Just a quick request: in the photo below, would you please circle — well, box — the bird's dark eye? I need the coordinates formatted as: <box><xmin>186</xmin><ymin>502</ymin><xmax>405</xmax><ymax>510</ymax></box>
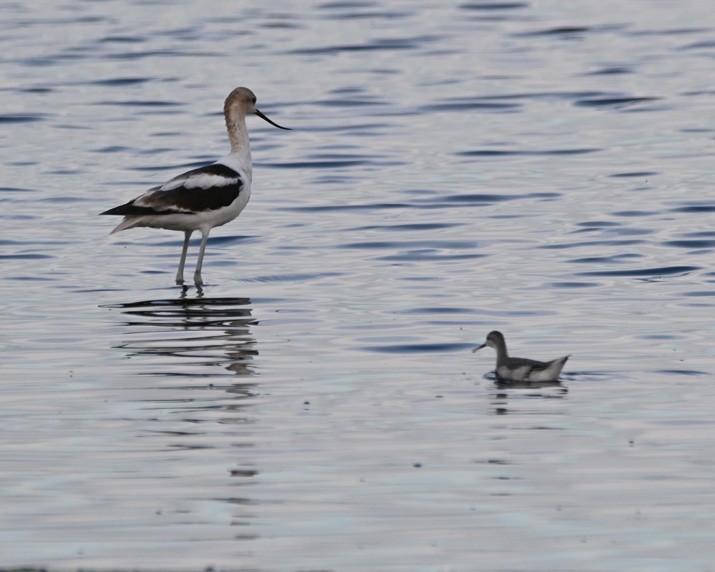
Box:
<box><xmin>251</xmin><ymin>97</ymin><xmax>257</xmax><ymax>104</ymax></box>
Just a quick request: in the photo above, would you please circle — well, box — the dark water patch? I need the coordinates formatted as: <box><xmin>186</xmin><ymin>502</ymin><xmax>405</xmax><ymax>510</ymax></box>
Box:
<box><xmin>630</xmin><ymin>27</ymin><xmax>710</xmax><ymax>37</ymax></box>
<box><xmin>0</xmin><ymin>239</ymin><xmax>55</xmax><ymax>246</ymax></box>
<box><xmin>682</xmin><ymin>90</ymin><xmax>715</xmax><ymax>99</ymax></box>
<box><xmin>577</xmin><ymin>265</ymin><xmax>700</xmax><ymax>278</ymax></box>
<box><xmin>572</xmin><ymin>224</ymin><xmax>656</xmax><ymax>237</ymax></box>
<box><xmin>201</xmin><ymin>235</ymin><xmax>256</xmax><ymax>246</ymax></box>
<box><xmin>327</xmin><ymin>86</ymin><xmax>369</xmax><ymax>96</ymax></box>
<box><xmin>92</xmin><ymin>77</ymin><xmax>152</xmax><ymax>86</ymax></box>
<box><xmin>679</xmin><ymin>126</ymin><xmax>714</xmax><ymax>133</ymax></box>
<box><xmin>260</xmin><ymin>20</ymin><xmax>305</xmax><ymax>30</ymax></box>
<box><xmin>460</xmin><ymin>2</ymin><xmax>528</xmax><ymax>10</ymax></box>
<box><xmin>99</xmin><ymin>35</ymin><xmax>145</xmax><ymax>44</ymax></box>
<box><xmin>318</xmin><ymin>1</ymin><xmax>379</xmax><ymax>7</ymax></box>
<box><xmin>488</xmin><ymin>214</ymin><xmax>528</xmax><ymax>220</ymax></box>
<box><xmin>420</xmin><ymin>99</ymin><xmax>521</xmax><ymax>112</ymax></box>
<box><xmin>468</xmin><ymin>90</ymin><xmax>604</xmax><ymax>102</ymax></box>
<box><xmin>98</xmin><ymin>99</ymin><xmax>182</xmax><ymax>107</ymax></box>
<box><xmin>377</xmin><ymin>251</ymin><xmax>486</xmax><ymax>262</ymax></box>
<box><xmin>683</xmin><ymin>290</ymin><xmax>715</xmax><ymax>297</ymax></box>
<box><xmin>104</xmin><ymin>49</ymin><xmax>221</xmax><ymax>60</ymax></box>
<box><xmin>359</xmin><ymin>342</ymin><xmax>472</xmax><ymax>354</ymax></box>
<box><xmin>574</xmin><ymin>96</ymin><xmax>660</xmax><ymax>109</ymax></box>
<box><xmin>680</xmin><ymin>40</ymin><xmax>715</xmax><ymax>50</ymax></box>
<box><xmin>279</xmin><ymin>202</ymin><xmax>410</xmax><ymax>213</ymax></box>
<box><xmin>548</xmin><ymin>281</ymin><xmax>601</xmax><ymax>288</ymax></box>
<box><xmin>396</xmin><ymin>306</ymin><xmax>474</xmax><ymax>315</ymax></box>
<box><xmin>610</xmin><ymin>210</ymin><xmax>657</xmax><ymax>217</ymax></box>
<box><xmin>671</xmin><ymin>203</ymin><xmax>715</xmax><ymax>214</ymax></box>
<box><xmin>261</xmin><ymin>159</ymin><xmax>374</xmax><ymax>169</ymax></box>
<box><xmin>0</xmin><ymin>113</ymin><xmax>49</xmax><ymax>124</ymax></box>
<box><xmin>457</xmin><ymin>148</ymin><xmax>599</xmax><ymax>157</ymax></box>
<box><xmin>637</xmin><ymin>333</ymin><xmax>680</xmax><ymax>340</ymax></box>
<box><xmin>278</xmin><ymin>193</ymin><xmax>561</xmax><ymax>213</ymax></box>
<box><xmin>6</xmin><ymin>275</ymin><xmax>57</xmax><ymax>282</ymax></box>
<box><xmin>290</xmin><ymin>35</ymin><xmax>439</xmax><ymax>55</ymax></box>
<box><xmin>246</xmin><ymin>272</ymin><xmax>343</xmax><ymax>283</ymax></box>
<box><xmin>679</xmin><ymin>231</ymin><xmax>715</xmax><ymax>238</ymax></box>
<box><xmin>338</xmin><ymin>239</ymin><xmax>477</xmax><ymax>250</ymax></box>
<box><xmin>317</xmin><ymin>6</ymin><xmax>411</xmax><ymax>20</ymax></box>
<box><xmin>38</xmin><ymin>194</ymin><xmax>88</xmax><ymax>203</ymax></box>
<box><xmin>348</xmin><ymin>222</ymin><xmax>462</xmax><ymax>232</ymax></box>
<box><xmin>0</xmin><ymin>186</ymin><xmax>36</xmax><ymax>193</ymax></box>
<box><xmin>656</xmin><ymin>369</ymin><xmax>710</xmax><ymax>376</ymax></box>
<box><xmin>314</xmin><ymin>97</ymin><xmax>388</xmax><ymax>108</ymax></box>
<box><xmin>425</xmin><ymin>192</ymin><xmax>511</xmax><ymax>204</ymax></box>
<box><xmin>95</xmin><ymin>145</ymin><xmax>133</xmax><ymax>153</ymax></box>
<box><xmin>17</xmin><ymin>86</ymin><xmax>54</xmax><ymax>94</ymax></box>
<box><xmin>586</xmin><ymin>66</ymin><xmax>633</xmax><ymax>76</ymax></box>
<box><xmin>664</xmin><ymin>239</ymin><xmax>715</xmax><ymax>249</ymax></box>
<box><xmin>517</xmin><ymin>26</ymin><xmax>593</xmax><ymax>37</ymax></box>
<box><xmin>574</xmin><ymin>220</ymin><xmax>620</xmax><ymax>228</ymax></box>
<box><xmin>309</xmin><ymin>152</ymin><xmax>382</xmax><ymax>161</ymax></box>
<box><xmin>23</xmin><ymin>55</ymin><xmax>80</xmax><ymax>67</ymax></box>
<box><xmin>568</xmin><ymin>253</ymin><xmax>642</xmax><ymax>264</ymax></box>
<box><xmin>424</xmin><ymin>192</ymin><xmax>560</xmax><ymax>206</ymax></box>
<box><xmin>609</xmin><ymin>172</ymin><xmax>658</xmax><ymax>178</ymax></box>
<box><xmin>295</xmin><ymin>123</ymin><xmax>385</xmax><ymax>134</ymax></box>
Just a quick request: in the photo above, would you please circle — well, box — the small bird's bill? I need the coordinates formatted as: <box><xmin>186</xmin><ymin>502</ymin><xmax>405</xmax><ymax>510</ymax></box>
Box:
<box><xmin>472</xmin><ymin>343</ymin><xmax>487</xmax><ymax>353</ymax></box>
<box><xmin>255</xmin><ymin>109</ymin><xmax>291</xmax><ymax>130</ymax></box>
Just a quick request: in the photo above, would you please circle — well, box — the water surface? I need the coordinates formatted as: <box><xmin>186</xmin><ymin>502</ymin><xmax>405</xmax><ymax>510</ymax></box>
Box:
<box><xmin>2</xmin><ymin>0</ymin><xmax>715</xmax><ymax>570</ymax></box>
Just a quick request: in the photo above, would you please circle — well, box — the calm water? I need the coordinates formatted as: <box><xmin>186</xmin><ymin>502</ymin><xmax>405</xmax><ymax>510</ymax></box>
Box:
<box><xmin>2</xmin><ymin>0</ymin><xmax>715</xmax><ymax>570</ymax></box>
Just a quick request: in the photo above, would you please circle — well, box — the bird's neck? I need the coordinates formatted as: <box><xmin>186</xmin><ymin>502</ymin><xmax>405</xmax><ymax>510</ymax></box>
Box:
<box><xmin>495</xmin><ymin>343</ymin><xmax>509</xmax><ymax>364</ymax></box>
<box><xmin>226</xmin><ymin>116</ymin><xmax>252</xmax><ymax>164</ymax></box>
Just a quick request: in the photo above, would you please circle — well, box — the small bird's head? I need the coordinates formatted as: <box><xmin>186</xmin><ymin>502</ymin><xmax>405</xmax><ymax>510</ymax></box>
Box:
<box><xmin>472</xmin><ymin>330</ymin><xmax>505</xmax><ymax>353</ymax></box>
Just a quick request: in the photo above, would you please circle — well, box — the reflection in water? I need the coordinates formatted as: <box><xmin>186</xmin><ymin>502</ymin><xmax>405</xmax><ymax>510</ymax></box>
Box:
<box><xmin>488</xmin><ymin>375</ymin><xmax>568</xmax><ymax>415</ymax></box>
<box><xmin>104</xmin><ymin>295</ymin><xmax>260</xmax><ymax>533</ymax></box>
<box><xmin>106</xmin><ymin>295</ymin><xmax>258</xmax><ymax>379</ymax></box>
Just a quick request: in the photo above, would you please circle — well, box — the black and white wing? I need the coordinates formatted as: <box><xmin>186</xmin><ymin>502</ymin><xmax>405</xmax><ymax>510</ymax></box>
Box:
<box><xmin>101</xmin><ymin>163</ymin><xmax>243</xmax><ymax>217</ymax></box>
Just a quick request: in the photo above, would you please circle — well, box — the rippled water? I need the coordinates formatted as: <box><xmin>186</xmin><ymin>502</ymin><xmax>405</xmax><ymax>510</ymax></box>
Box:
<box><xmin>2</xmin><ymin>0</ymin><xmax>715</xmax><ymax>570</ymax></box>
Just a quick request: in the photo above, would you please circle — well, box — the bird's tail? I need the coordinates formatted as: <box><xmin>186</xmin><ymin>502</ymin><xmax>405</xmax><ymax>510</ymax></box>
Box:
<box><xmin>109</xmin><ymin>217</ymin><xmax>141</xmax><ymax>234</ymax></box>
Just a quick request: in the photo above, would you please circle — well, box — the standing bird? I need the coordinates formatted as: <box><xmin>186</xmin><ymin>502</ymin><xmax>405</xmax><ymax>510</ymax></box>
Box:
<box><xmin>473</xmin><ymin>330</ymin><xmax>570</xmax><ymax>383</ymax></box>
<box><xmin>101</xmin><ymin>87</ymin><xmax>290</xmax><ymax>286</ymax></box>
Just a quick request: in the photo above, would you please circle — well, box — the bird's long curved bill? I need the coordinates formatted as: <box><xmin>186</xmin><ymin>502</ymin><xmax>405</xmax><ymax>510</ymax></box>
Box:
<box><xmin>472</xmin><ymin>343</ymin><xmax>487</xmax><ymax>353</ymax></box>
<box><xmin>255</xmin><ymin>109</ymin><xmax>291</xmax><ymax>130</ymax></box>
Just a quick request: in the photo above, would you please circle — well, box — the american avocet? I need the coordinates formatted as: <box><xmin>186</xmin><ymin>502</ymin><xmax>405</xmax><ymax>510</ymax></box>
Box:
<box><xmin>473</xmin><ymin>331</ymin><xmax>570</xmax><ymax>382</ymax></box>
<box><xmin>101</xmin><ymin>87</ymin><xmax>290</xmax><ymax>285</ymax></box>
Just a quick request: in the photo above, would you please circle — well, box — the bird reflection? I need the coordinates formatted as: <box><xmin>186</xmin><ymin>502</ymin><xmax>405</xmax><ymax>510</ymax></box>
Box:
<box><xmin>108</xmin><ymin>295</ymin><xmax>258</xmax><ymax>380</ymax></box>
<box><xmin>486</xmin><ymin>373</ymin><xmax>567</xmax><ymax>415</ymax></box>
<box><xmin>105</xmin><ymin>294</ymin><xmax>260</xmax><ymax>532</ymax></box>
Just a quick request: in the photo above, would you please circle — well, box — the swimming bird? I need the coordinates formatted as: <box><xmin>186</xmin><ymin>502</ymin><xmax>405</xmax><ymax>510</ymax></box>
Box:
<box><xmin>473</xmin><ymin>330</ymin><xmax>569</xmax><ymax>383</ymax></box>
<box><xmin>101</xmin><ymin>87</ymin><xmax>290</xmax><ymax>286</ymax></box>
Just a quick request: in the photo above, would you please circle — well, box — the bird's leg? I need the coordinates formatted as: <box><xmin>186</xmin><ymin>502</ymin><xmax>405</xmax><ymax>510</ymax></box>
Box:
<box><xmin>193</xmin><ymin>229</ymin><xmax>210</xmax><ymax>286</ymax></box>
<box><xmin>176</xmin><ymin>230</ymin><xmax>192</xmax><ymax>284</ymax></box>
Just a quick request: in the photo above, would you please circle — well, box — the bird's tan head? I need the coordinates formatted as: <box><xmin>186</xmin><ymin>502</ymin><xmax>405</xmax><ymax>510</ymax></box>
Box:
<box><xmin>224</xmin><ymin>87</ymin><xmax>290</xmax><ymax>130</ymax></box>
<box><xmin>224</xmin><ymin>87</ymin><xmax>258</xmax><ymax>116</ymax></box>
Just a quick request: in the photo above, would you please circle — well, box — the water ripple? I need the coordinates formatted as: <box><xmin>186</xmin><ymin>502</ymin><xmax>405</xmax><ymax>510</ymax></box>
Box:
<box><xmin>457</xmin><ymin>148</ymin><xmax>600</xmax><ymax>157</ymax></box>
<box><xmin>577</xmin><ymin>265</ymin><xmax>700</xmax><ymax>278</ymax></box>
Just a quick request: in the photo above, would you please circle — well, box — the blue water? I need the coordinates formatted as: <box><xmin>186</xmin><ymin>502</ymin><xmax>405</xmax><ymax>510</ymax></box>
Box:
<box><xmin>2</xmin><ymin>1</ymin><xmax>715</xmax><ymax>570</ymax></box>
